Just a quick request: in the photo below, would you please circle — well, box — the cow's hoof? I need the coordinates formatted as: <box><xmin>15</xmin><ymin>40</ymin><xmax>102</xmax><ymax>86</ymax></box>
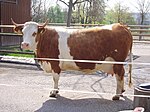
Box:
<box><xmin>49</xmin><ymin>93</ymin><xmax>57</xmax><ymax>97</ymax></box>
<box><xmin>112</xmin><ymin>95</ymin><xmax>120</xmax><ymax>100</ymax></box>
<box><xmin>122</xmin><ymin>89</ymin><xmax>125</xmax><ymax>93</ymax></box>
<box><xmin>49</xmin><ymin>90</ymin><xmax>59</xmax><ymax>98</ymax></box>
<box><xmin>56</xmin><ymin>90</ymin><xmax>59</xmax><ymax>93</ymax></box>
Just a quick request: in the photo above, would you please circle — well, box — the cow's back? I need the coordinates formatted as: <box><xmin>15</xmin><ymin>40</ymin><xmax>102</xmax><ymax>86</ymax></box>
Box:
<box><xmin>67</xmin><ymin>23</ymin><xmax>132</xmax><ymax>70</ymax></box>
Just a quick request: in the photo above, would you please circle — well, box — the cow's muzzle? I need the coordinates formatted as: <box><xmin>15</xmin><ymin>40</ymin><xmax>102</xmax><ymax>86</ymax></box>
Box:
<box><xmin>21</xmin><ymin>42</ymin><xmax>29</xmax><ymax>50</ymax></box>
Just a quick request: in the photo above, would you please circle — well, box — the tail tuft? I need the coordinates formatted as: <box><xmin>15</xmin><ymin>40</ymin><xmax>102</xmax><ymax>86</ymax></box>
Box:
<box><xmin>128</xmin><ymin>52</ymin><xmax>133</xmax><ymax>87</ymax></box>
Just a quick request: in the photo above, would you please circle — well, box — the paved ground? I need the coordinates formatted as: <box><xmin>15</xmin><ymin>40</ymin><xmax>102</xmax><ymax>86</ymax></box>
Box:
<box><xmin>0</xmin><ymin>42</ymin><xmax>150</xmax><ymax>112</ymax></box>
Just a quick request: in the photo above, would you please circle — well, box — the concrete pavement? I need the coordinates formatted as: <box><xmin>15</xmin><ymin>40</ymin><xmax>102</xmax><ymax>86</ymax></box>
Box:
<box><xmin>0</xmin><ymin>63</ymin><xmax>135</xmax><ymax>112</ymax></box>
<box><xmin>0</xmin><ymin>42</ymin><xmax>150</xmax><ymax>112</ymax></box>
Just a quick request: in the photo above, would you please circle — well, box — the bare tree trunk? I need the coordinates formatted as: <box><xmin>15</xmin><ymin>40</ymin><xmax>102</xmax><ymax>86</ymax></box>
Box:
<box><xmin>67</xmin><ymin>0</ymin><xmax>73</xmax><ymax>27</ymax></box>
<box><xmin>139</xmin><ymin>13</ymin><xmax>144</xmax><ymax>41</ymax></box>
<box><xmin>58</xmin><ymin>0</ymin><xmax>90</xmax><ymax>27</ymax></box>
<box><xmin>134</xmin><ymin>0</ymin><xmax>150</xmax><ymax>40</ymax></box>
<box><xmin>85</xmin><ymin>2</ymin><xmax>89</xmax><ymax>24</ymax></box>
<box><xmin>43</xmin><ymin>0</ymin><xmax>47</xmax><ymax>21</ymax></box>
<box><xmin>77</xmin><ymin>4</ymin><xmax>80</xmax><ymax>23</ymax></box>
<box><xmin>117</xmin><ymin>3</ymin><xmax>121</xmax><ymax>23</ymax></box>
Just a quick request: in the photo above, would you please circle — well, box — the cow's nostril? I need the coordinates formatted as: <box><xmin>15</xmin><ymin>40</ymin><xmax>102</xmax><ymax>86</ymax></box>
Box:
<box><xmin>21</xmin><ymin>42</ymin><xmax>29</xmax><ymax>47</ymax></box>
<box><xmin>26</xmin><ymin>43</ymin><xmax>29</xmax><ymax>46</ymax></box>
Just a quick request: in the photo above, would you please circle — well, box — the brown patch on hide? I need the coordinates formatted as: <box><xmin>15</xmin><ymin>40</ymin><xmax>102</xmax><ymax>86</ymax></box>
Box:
<box><xmin>36</xmin><ymin>28</ymin><xmax>61</xmax><ymax>74</ymax></box>
<box><xmin>67</xmin><ymin>23</ymin><xmax>133</xmax><ymax>77</ymax></box>
<box><xmin>13</xmin><ymin>25</ymin><xmax>23</xmax><ymax>34</ymax></box>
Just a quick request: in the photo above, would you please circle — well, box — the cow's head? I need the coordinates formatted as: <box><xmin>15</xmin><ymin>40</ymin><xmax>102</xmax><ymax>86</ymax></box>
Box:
<box><xmin>11</xmin><ymin>18</ymin><xmax>48</xmax><ymax>51</ymax></box>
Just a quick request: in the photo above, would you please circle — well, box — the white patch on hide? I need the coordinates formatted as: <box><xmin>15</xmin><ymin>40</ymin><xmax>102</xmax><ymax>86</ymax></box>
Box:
<box><xmin>39</xmin><ymin>61</ymin><xmax>52</xmax><ymax>73</ymax></box>
<box><xmin>78</xmin><ymin>57</ymin><xmax>115</xmax><ymax>74</ymax></box>
<box><xmin>114</xmin><ymin>49</ymin><xmax>118</xmax><ymax>52</ymax></box>
<box><xmin>95</xmin><ymin>57</ymin><xmax>115</xmax><ymax>74</ymax></box>
<box><xmin>100</xmin><ymin>24</ymin><xmax>113</xmax><ymax>30</ymax></box>
<box><xmin>57</xmin><ymin>28</ymin><xmax>80</xmax><ymax>70</ymax></box>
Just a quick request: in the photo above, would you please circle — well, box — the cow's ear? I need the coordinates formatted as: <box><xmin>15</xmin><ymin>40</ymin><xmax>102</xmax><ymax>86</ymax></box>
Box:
<box><xmin>11</xmin><ymin>18</ymin><xmax>23</xmax><ymax>34</ymax></box>
<box><xmin>14</xmin><ymin>26</ymin><xmax>23</xmax><ymax>34</ymax></box>
<box><xmin>38</xmin><ymin>27</ymin><xmax>46</xmax><ymax>34</ymax></box>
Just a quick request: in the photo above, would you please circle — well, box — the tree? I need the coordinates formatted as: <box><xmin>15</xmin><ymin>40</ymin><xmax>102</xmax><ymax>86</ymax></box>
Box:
<box><xmin>133</xmin><ymin>0</ymin><xmax>150</xmax><ymax>40</ymax></box>
<box><xmin>71</xmin><ymin>0</ymin><xmax>106</xmax><ymax>25</ymax></box>
<box><xmin>57</xmin><ymin>0</ymin><xmax>90</xmax><ymax>27</ymax></box>
<box><xmin>73</xmin><ymin>1</ymin><xmax>89</xmax><ymax>24</ymax></box>
<box><xmin>31</xmin><ymin>0</ymin><xmax>42</xmax><ymax>22</ymax></box>
<box><xmin>47</xmin><ymin>5</ymin><xmax>65</xmax><ymax>23</ymax></box>
<box><xmin>104</xmin><ymin>2</ymin><xmax>136</xmax><ymax>24</ymax></box>
<box><xmin>88</xmin><ymin>0</ymin><xmax>105</xmax><ymax>24</ymax></box>
<box><xmin>134</xmin><ymin>0</ymin><xmax>150</xmax><ymax>25</ymax></box>
<box><xmin>31</xmin><ymin>0</ymin><xmax>47</xmax><ymax>22</ymax></box>
<box><xmin>47</xmin><ymin>6</ymin><xmax>55</xmax><ymax>23</ymax></box>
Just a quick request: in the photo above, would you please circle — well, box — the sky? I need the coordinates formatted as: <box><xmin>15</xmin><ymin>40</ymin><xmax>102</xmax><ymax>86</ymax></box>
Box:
<box><xmin>106</xmin><ymin>0</ymin><xmax>138</xmax><ymax>12</ymax></box>
<box><xmin>46</xmin><ymin>0</ymin><xmax>139</xmax><ymax>12</ymax></box>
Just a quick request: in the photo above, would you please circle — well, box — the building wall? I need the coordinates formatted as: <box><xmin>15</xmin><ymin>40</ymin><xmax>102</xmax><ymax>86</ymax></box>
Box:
<box><xmin>0</xmin><ymin>0</ymin><xmax>31</xmax><ymax>46</ymax></box>
<box><xmin>1</xmin><ymin>0</ymin><xmax>31</xmax><ymax>25</ymax></box>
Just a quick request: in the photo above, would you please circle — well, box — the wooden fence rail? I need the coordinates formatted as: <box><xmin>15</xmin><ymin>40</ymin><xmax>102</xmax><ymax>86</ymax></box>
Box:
<box><xmin>1</xmin><ymin>24</ymin><xmax>150</xmax><ymax>37</ymax></box>
<box><xmin>0</xmin><ymin>24</ymin><xmax>150</xmax><ymax>66</ymax></box>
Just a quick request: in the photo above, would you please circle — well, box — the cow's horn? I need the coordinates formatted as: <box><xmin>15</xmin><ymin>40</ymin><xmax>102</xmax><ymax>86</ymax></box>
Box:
<box><xmin>11</xmin><ymin>18</ymin><xmax>24</xmax><ymax>26</ymax></box>
<box><xmin>38</xmin><ymin>19</ymin><xmax>49</xmax><ymax>27</ymax></box>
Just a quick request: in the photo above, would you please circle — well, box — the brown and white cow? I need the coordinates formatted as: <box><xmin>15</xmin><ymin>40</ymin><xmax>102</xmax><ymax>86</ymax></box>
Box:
<box><xmin>12</xmin><ymin>19</ymin><xmax>133</xmax><ymax>100</ymax></box>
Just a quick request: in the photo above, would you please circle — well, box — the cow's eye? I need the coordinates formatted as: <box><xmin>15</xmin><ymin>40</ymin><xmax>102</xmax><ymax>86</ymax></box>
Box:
<box><xmin>32</xmin><ymin>32</ymin><xmax>37</xmax><ymax>37</ymax></box>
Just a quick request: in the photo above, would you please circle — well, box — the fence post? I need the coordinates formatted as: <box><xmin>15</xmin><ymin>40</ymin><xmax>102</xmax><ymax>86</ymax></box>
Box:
<box><xmin>139</xmin><ymin>26</ymin><xmax>142</xmax><ymax>41</ymax></box>
<box><xmin>0</xmin><ymin>2</ymin><xmax>1</xmax><ymax>47</ymax></box>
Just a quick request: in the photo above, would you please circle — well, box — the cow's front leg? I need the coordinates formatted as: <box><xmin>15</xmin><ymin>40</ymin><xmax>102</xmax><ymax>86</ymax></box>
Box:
<box><xmin>50</xmin><ymin>72</ymin><xmax>60</xmax><ymax>97</ymax></box>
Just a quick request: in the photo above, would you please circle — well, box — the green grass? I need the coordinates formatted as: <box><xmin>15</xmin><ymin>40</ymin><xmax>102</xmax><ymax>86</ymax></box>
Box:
<box><xmin>0</xmin><ymin>45</ymin><xmax>34</xmax><ymax>58</ymax></box>
<box><xmin>3</xmin><ymin>53</ymin><xmax>34</xmax><ymax>58</ymax></box>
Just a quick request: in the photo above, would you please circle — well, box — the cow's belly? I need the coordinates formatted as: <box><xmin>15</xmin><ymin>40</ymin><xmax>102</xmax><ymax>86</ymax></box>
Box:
<box><xmin>39</xmin><ymin>61</ymin><xmax>52</xmax><ymax>73</ymax></box>
<box><xmin>39</xmin><ymin>57</ymin><xmax>115</xmax><ymax>75</ymax></box>
<box><xmin>61</xmin><ymin>57</ymin><xmax>115</xmax><ymax>74</ymax></box>
<box><xmin>95</xmin><ymin>57</ymin><xmax>115</xmax><ymax>74</ymax></box>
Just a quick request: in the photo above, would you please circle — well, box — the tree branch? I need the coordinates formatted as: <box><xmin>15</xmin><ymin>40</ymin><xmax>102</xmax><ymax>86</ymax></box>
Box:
<box><xmin>144</xmin><ymin>1</ymin><xmax>150</xmax><ymax>13</ymax></box>
<box><xmin>73</xmin><ymin>0</ymin><xmax>90</xmax><ymax>6</ymax></box>
<box><xmin>57</xmin><ymin>0</ymin><xmax>69</xmax><ymax>7</ymax></box>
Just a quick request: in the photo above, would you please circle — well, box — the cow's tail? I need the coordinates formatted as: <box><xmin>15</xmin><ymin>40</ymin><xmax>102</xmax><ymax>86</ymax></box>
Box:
<box><xmin>128</xmin><ymin>33</ymin><xmax>133</xmax><ymax>87</ymax></box>
<box><xmin>124</xmin><ymin>25</ymin><xmax>133</xmax><ymax>87</ymax></box>
<box><xmin>128</xmin><ymin>46</ymin><xmax>133</xmax><ymax>87</ymax></box>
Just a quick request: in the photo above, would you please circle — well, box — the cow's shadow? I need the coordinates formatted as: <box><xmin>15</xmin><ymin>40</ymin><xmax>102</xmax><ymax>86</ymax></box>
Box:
<box><xmin>35</xmin><ymin>95</ymin><xmax>133</xmax><ymax>112</ymax></box>
<box><xmin>125</xmin><ymin>54</ymin><xmax>140</xmax><ymax>62</ymax></box>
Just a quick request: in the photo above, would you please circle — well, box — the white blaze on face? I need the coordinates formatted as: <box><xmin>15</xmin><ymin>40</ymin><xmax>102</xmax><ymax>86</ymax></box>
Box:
<box><xmin>22</xmin><ymin>22</ymin><xmax>38</xmax><ymax>51</ymax></box>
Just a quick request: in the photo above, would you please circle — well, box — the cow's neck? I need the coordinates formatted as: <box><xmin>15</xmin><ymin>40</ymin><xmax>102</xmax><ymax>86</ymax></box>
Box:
<box><xmin>35</xmin><ymin>28</ymin><xmax>61</xmax><ymax>73</ymax></box>
<box><xmin>35</xmin><ymin>28</ymin><xmax>60</xmax><ymax>57</ymax></box>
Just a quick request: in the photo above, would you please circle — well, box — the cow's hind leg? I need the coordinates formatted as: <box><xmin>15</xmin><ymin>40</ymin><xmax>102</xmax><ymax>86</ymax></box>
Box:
<box><xmin>113</xmin><ymin>64</ymin><xmax>125</xmax><ymax>100</ymax></box>
<box><xmin>50</xmin><ymin>72</ymin><xmax>60</xmax><ymax>97</ymax></box>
